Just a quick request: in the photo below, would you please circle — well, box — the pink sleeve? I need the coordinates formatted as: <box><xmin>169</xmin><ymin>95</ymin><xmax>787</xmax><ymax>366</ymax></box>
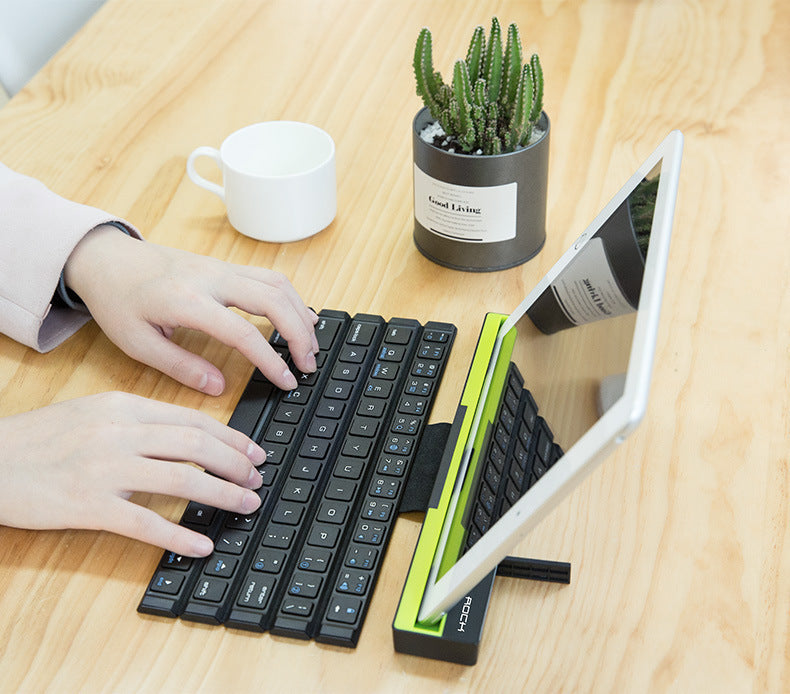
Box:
<box><xmin>0</xmin><ymin>162</ymin><xmax>141</xmax><ymax>352</ymax></box>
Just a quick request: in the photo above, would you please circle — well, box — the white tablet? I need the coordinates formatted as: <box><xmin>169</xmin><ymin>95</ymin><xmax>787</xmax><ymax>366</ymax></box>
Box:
<box><xmin>411</xmin><ymin>131</ymin><xmax>684</xmax><ymax>625</ymax></box>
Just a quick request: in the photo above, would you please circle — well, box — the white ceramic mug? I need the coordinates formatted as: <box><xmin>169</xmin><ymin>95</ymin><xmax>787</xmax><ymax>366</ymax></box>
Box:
<box><xmin>186</xmin><ymin>121</ymin><xmax>336</xmax><ymax>242</ymax></box>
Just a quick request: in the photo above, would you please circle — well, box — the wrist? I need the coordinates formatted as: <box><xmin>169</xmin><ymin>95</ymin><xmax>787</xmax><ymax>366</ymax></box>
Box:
<box><xmin>61</xmin><ymin>223</ymin><xmax>134</xmax><ymax>309</ymax></box>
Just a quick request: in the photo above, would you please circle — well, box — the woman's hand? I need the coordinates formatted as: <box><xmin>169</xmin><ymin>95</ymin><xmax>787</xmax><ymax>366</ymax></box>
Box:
<box><xmin>63</xmin><ymin>225</ymin><xmax>319</xmax><ymax>395</ymax></box>
<box><xmin>0</xmin><ymin>392</ymin><xmax>268</xmax><ymax>556</ymax></box>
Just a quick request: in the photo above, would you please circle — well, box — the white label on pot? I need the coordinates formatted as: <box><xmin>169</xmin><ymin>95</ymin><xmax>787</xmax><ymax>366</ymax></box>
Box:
<box><xmin>550</xmin><ymin>238</ymin><xmax>635</xmax><ymax>325</ymax></box>
<box><xmin>413</xmin><ymin>164</ymin><xmax>517</xmax><ymax>243</ymax></box>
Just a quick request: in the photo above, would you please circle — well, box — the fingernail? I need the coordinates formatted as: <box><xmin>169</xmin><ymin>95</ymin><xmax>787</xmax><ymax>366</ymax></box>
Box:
<box><xmin>246</xmin><ymin>442</ymin><xmax>266</xmax><ymax>464</ymax></box>
<box><xmin>308</xmin><ymin>309</ymin><xmax>319</xmax><ymax>324</ymax></box>
<box><xmin>304</xmin><ymin>351</ymin><xmax>317</xmax><ymax>372</ymax></box>
<box><xmin>282</xmin><ymin>369</ymin><xmax>298</xmax><ymax>390</ymax></box>
<box><xmin>242</xmin><ymin>491</ymin><xmax>262</xmax><ymax>514</ymax></box>
<box><xmin>192</xmin><ymin>535</ymin><xmax>214</xmax><ymax>556</ymax></box>
<box><xmin>311</xmin><ymin>333</ymin><xmax>320</xmax><ymax>354</ymax></box>
<box><xmin>200</xmin><ymin>372</ymin><xmax>224</xmax><ymax>396</ymax></box>
<box><xmin>247</xmin><ymin>467</ymin><xmax>263</xmax><ymax>488</ymax></box>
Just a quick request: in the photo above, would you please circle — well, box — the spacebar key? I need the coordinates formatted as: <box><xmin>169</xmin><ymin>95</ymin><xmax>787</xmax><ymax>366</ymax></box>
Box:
<box><xmin>227</xmin><ymin>379</ymin><xmax>276</xmax><ymax>439</ymax></box>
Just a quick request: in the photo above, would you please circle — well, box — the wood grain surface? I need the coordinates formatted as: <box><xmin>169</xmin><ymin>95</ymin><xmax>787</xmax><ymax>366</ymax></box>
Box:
<box><xmin>0</xmin><ymin>1</ymin><xmax>787</xmax><ymax>691</ymax></box>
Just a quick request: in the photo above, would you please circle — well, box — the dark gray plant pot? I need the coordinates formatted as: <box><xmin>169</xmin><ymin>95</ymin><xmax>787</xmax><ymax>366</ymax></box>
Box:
<box><xmin>412</xmin><ymin>106</ymin><xmax>549</xmax><ymax>272</ymax></box>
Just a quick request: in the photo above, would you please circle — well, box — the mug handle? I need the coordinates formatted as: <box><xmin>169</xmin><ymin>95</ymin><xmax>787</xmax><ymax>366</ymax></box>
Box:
<box><xmin>186</xmin><ymin>146</ymin><xmax>225</xmax><ymax>201</ymax></box>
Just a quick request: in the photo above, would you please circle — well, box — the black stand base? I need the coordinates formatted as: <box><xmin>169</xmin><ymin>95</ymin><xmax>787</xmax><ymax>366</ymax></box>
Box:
<box><xmin>392</xmin><ymin>423</ymin><xmax>572</xmax><ymax>665</ymax></box>
<box><xmin>393</xmin><ymin>558</ymin><xmax>570</xmax><ymax>665</ymax></box>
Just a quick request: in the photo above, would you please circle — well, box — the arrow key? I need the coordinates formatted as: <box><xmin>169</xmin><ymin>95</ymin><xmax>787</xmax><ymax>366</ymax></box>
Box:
<box><xmin>150</xmin><ymin>571</ymin><xmax>184</xmax><ymax>595</ymax></box>
<box><xmin>204</xmin><ymin>555</ymin><xmax>238</xmax><ymax>578</ymax></box>
<box><xmin>325</xmin><ymin>595</ymin><xmax>362</xmax><ymax>625</ymax></box>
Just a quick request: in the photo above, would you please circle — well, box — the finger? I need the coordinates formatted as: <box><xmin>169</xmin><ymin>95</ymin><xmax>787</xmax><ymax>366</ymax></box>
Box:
<box><xmin>122</xmin><ymin>324</ymin><xmax>229</xmax><ymax>395</ymax></box>
<box><xmin>130</xmin><ymin>423</ymin><xmax>262</xmax><ymax>488</ymax></box>
<box><xmin>215</xmin><ymin>274</ymin><xmax>319</xmax><ymax>371</ymax></box>
<box><xmin>123</xmin><ymin>458</ymin><xmax>262</xmax><ymax>515</ymax></box>
<box><xmin>231</xmin><ymin>267</ymin><xmax>318</xmax><ymax>336</ymax></box>
<box><xmin>126</xmin><ymin>395</ymin><xmax>267</xmax><ymax>466</ymax></box>
<box><xmin>104</xmin><ymin>498</ymin><xmax>215</xmax><ymax>557</ymax></box>
<box><xmin>176</xmin><ymin>301</ymin><xmax>303</xmax><ymax>390</ymax></box>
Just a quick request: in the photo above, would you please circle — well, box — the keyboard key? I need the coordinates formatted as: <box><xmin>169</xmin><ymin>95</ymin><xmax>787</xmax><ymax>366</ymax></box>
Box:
<box><xmin>281</xmin><ymin>597</ymin><xmax>314</xmax><ymax>617</ymax></box>
<box><xmin>307</xmin><ymin>525</ymin><xmax>340</xmax><ymax>548</ymax></box>
<box><xmin>325</xmin><ymin>596</ymin><xmax>362</xmax><ymax>624</ymax></box>
<box><xmin>237</xmin><ymin>575</ymin><xmax>276</xmax><ymax>610</ymax></box>
<box><xmin>325</xmin><ymin>380</ymin><xmax>353</xmax><ymax>399</ymax></box>
<box><xmin>316</xmin><ymin>501</ymin><xmax>349</xmax><ymax>524</ymax></box>
<box><xmin>288</xmin><ymin>573</ymin><xmax>322</xmax><ymax>598</ymax></box>
<box><xmin>265</xmin><ymin>423</ymin><xmax>295</xmax><ymax>444</ymax></box>
<box><xmin>418</xmin><ymin>343</ymin><xmax>444</xmax><ymax>359</ymax></box>
<box><xmin>422</xmin><ymin>329</ymin><xmax>449</xmax><ymax>342</ymax></box>
<box><xmin>376</xmin><ymin>455</ymin><xmax>407</xmax><ymax>476</ymax></box>
<box><xmin>291</xmin><ymin>459</ymin><xmax>322</xmax><ymax>481</ymax></box>
<box><xmin>338</xmin><ymin>346</ymin><xmax>365</xmax><ymax>363</ymax></box>
<box><xmin>204</xmin><ymin>556</ymin><xmax>237</xmax><ymax>578</ymax></box>
<box><xmin>284</xmin><ymin>387</ymin><xmax>311</xmax><ymax>404</ymax></box>
<box><xmin>347</xmin><ymin>321</ymin><xmax>377</xmax><ymax>346</ymax></box>
<box><xmin>411</xmin><ymin>360</ymin><xmax>438</xmax><ymax>377</ymax></box>
<box><xmin>160</xmin><ymin>552</ymin><xmax>192</xmax><ymax>571</ymax></box>
<box><xmin>150</xmin><ymin>572</ymin><xmax>184</xmax><ymax>594</ymax></box>
<box><xmin>316</xmin><ymin>401</ymin><xmax>345</xmax><ymax>419</ymax></box>
<box><xmin>357</xmin><ymin>398</ymin><xmax>386</xmax><ymax>417</ymax></box>
<box><xmin>371</xmin><ymin>362</ymin><xmax>398</xmax><ymax>380</ymax></box>
<box><xmin>182</xmin><ymin>503</ymin><xmax>215</xmax><ymax>526</ymax></box>
<box><xmin>369</xmin><ymin>477</ymin><xmax>400</xmax><ymax>498</ymax></box>
<box><xmin>397</xmin><ymin>396</ymin><xmax>426</xmax><ymax>415</ymax></box>
<box><xmin>299</xmin><ymin>439</ymin><xmax>330</xmax><ymax>459</ymax></box>
<box><xmin>297</xmin><ymin>548</ymin><xmax>332</xmax><ymax>573</ymax></box>
<box><xmin>193</xmin><ymin>578</ymin><xmax>227</xmax><ymax>603</ymax></box>
<box><xmin>272</xmin><ymin>501</ymin><xmax>305</xmax><ymax>525</ymax></box>
<box><xmin>274</xmin><ymin>404</ymin><xmax>303</xmax><ymax>424</ymax></box>
<box><xmin>336</xmin><ymin>571</ymin><xmax>370</xmax><ymax>596</ymax></box>
<box><xmin>325</xmin><ymin>479</ymin><xmax>356</xmax><ymax>501</ymax></box>
<box><xmin>225</xmin><ymin>514</ymin><xmax>257</xmax><ymax>531</ymax></box>
<box><xmin>215</xmin><ymin>530</ymin><xmax>248</xmax><ymax>554</ymax></box>
<box><xmin>362</xmin><ymin>499</ymin><xmax>393</xmax><ymax>521</ymax></box>
<box><xmin>308</xmin><ymin>419</ymin><xmax>337</xmax><ymax>438</ymax></box>
<box><xmin>383</xmin><ymin>435</ymin><xmax>413</xmax><ymax>455</ymax></box>
<box><xmin>281</xmin><ymin>482</ymin><xmax>313</xmax><ymax>503</ymax></box>
<box><xmin>383</xmin><ymin>326</ymin><xmax>413</xmax><ymax>344</ymax></box>
<box><xmin>332</xmin><ymin>364</ymin><xmax>360</xmax><ymax>380</ymax></box>
<box><xmin>365</xmin><ymin>381</ymin><xmax>392</xmax><ymax>398</ymax></box>
<box><xmin>405</xmin><ymin>379</ymin><xmax>432</xmax><ymax>396</ymax></box>
<box><xmin>353</xmin><ymin>522</ymin><xmax>385</xmax><ymax>545</ymax></box>
<box><xmin>345</xmin><ymin>545</ymin><xmax>377</xmax><ymax>569</ymax></box>
<box><xmin>315</xmin><ymin>317</ymin><xmax>343</xmax><ymax>350</ymax></box>
<box><xmin>262</xmin><ymin>525</ymin><xmax>296</xmax><ymax>549</ymax></box>
<box><xmin>251</xmin><ymin>549</ymin><xmax>286</xmax><ymax>573</ymax></box>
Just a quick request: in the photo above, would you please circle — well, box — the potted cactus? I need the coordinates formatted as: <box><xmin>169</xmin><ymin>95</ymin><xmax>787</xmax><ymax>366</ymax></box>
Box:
<box><xmin>412</xmin><ymin>18</ymin><xmax>549</xmax><ymax>271</ymax></box>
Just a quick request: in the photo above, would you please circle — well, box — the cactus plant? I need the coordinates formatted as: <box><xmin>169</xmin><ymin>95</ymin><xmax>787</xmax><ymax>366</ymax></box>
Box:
<box><xmin>414</xmin><ymin>18</ymin><xmax>544</xmax><ymax>155</ymax></box>
<box><xmin>628</xmin><ymin>176</ymin><xmax>660</xmax><ymax>259</ymax></box>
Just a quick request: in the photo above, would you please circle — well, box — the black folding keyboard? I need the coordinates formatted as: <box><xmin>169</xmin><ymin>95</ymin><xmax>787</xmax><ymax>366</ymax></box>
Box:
<box><xmin>138</xmin><ymin>310</ymin><xmax>456</xmax><ymax>647</ymax></box>
<box><xmin>463</xmin><ymin>362</ymin><xmax>563</xmax><ymax>553</ymax></box>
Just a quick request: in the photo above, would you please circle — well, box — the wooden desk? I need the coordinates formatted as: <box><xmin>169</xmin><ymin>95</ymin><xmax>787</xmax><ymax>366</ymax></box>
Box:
<box><xmin>0</xmin><ymin>1</ymin><xmax>787</xmax><ymax>691</ymax></box>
